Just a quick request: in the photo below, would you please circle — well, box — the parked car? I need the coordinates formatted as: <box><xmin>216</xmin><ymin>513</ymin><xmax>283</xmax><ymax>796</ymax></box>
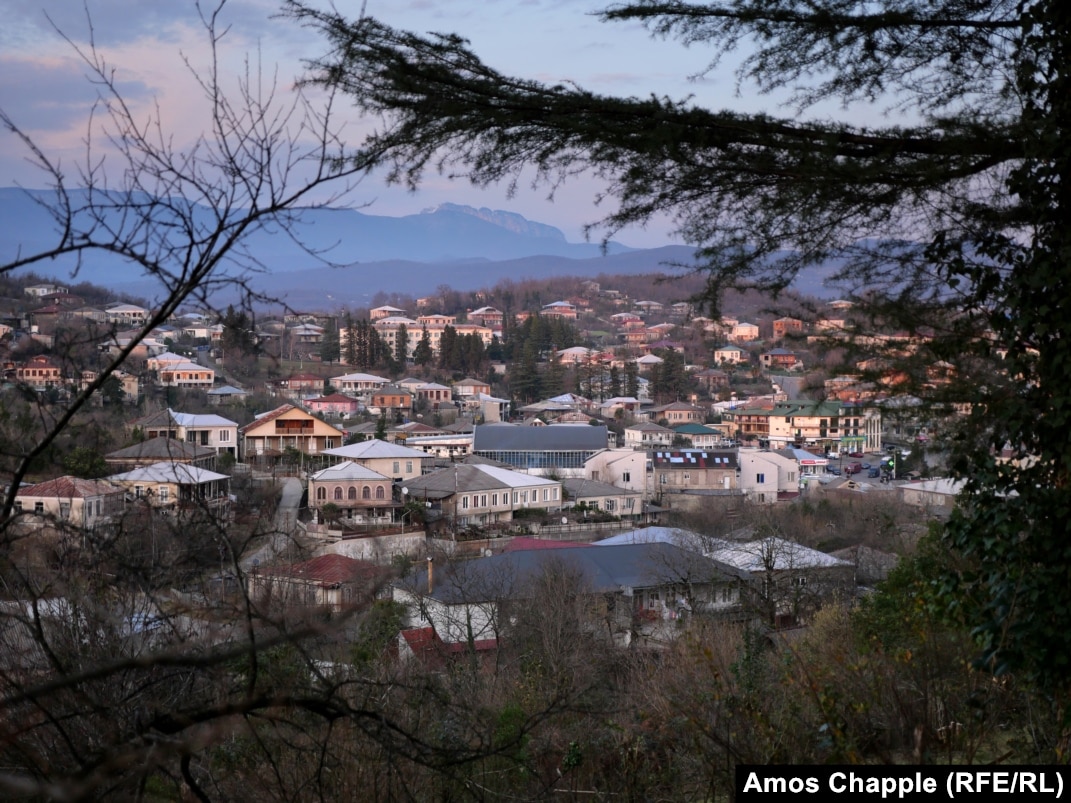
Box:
<box><xmin>867</xmin><ymin>467</ymin><xmax>881</xmax><ymax>478</ymax></box>
<box><xmin>847</xmin><ymin>451</ymin><xmax>865</xmax><ymax>458</ymax></box>
<box><xmin>826</xmin><ymin>466</ymin><xmax>842</xmax><ymax>475</ymax></box>
<box><xmin>845</xmin><ymin>462</ymin><xmax>863</xmax><ymax>475</ymax></box>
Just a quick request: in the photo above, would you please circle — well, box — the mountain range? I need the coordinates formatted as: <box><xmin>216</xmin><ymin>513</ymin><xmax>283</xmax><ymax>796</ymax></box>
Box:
<box><xmin>0</xmin><ymin>187</ymin><xmax>841</xmax><ymax>307</ymax></box>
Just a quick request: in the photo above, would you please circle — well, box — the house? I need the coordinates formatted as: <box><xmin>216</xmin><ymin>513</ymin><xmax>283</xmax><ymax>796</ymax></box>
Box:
<box><xmin>760</xmin><ymin>348</ymin><xmax>802</xmax><ymax>370</ymax></box>
<box><xmin>772</xmin><ymin>317</ymin><xmax>805</xmax><ymax>340</ymax></box>
<box><xmin>540</xmin><ymin>300</ymin><xmax>577</xmax><ymax>319</ymax></box>
<box><xmin>722</xmin><ymin>403</ymin><xmax>774</xmax><ymax>443</ymax></box>
<box><xmin>767</xmin><ymin>400</ymin><xmax>882</xmax><ymax>452</ymax></box>
<box><xmin>652</xmin><ymin>449</ymin><xmax>739</xmax><ymax>495</ymax></box>
<box><xmin>624</xmin><ymin>422</ymin><xmax>675</xmax><ymax>450</ymax></box>
<box><xmin>729</xmin><ymin>322</ymin><xmax>760</xmax><ymax>342</ymax></box>
<box><xmin>206</xmin><ymin>385</ymin><xmax>247</xmax><ymax>406</ymax></box>
<box><xmin>713</xmin><ymin>344</ymin><xmax>749</xmax><ymax>365</ymax></box>
<box><xmin>649</xmin><ymin>401</ymin><xmax>705</xmax><ymax>425</ymax></box>
<box><xmin>322</xmin><ymin>439</ymin><xmax>429</xmax><ymax>481</ymax></box>
<box><xmin>105</xmin><ymin>303</ymin><xmax>149</xmax><ymax>326</ymax></box>
<box><xmin>330</xmin><ymin>372</ymin><xmax>390</xmax><ymax>396</ymax></box>
<box><xmin>369</xmin><ymin>305</ymin><xmax>406</xmax><ymax>321</ymax></box>
<box><xmin>471</xmin><ymin>423</ymin><xmax>611</xmax><ymax>476</ymax></box>
<box><xmin>16</xmin><ymin>356</ymin><xmax>64</xmax><ymax>389</ymax></box>
<box><xmin>393</xmin><ymin>542</ymin><xmax>751</xmax><ymax>649</ymax></box>
<box><xmin>704</xmin><ymin>536</ymin><xmax>855</xmax><ymax>628</ymax></box>
<box><xmin>600</xmin><ymin>528</ymin><xmax>853</xmax><ymax>628</ymax></box>
<box><xmin>240</xmin><ymin>405</ymin><xmax>345</xmax><ymax>458</ymax></box>
<box><xmin>145</xmin><ymin>351</ymin><xmax>188</xmax><ymax>372</ymax></box>
<box><xmin>467</xmin><ymin>306</ymin><xmax>503</xmax><ymax>328</ymax></box>
<box><xmin>158</xmin><ymin>361</ymin><xmax>214</xmax><ymax>388</ymax></box>
<box><xmin>369</xmin><ymin>386</ymin><xmax>413</xmax><ymax>416</ymax></box>
<box><xmin>105</xmin><ymin>438</ymin><xmax>218</xmax><ymax>473</ymax></box>
<box><xmin>302</xmin><ymin>393</ymin><xmax>361</xmax><ymax>418</ymax></box>
<box><xmin>585</xmin><ymin>448</ymin><xmax>649</xmax><ymax>498</ymax></box>
<box><xmin>14</xmin><ymin>476</ymin><xmax>124</xmax><ymax>530</ymax></box>
<box><xmin>107</xmin><ymin>462</ymin><xmax>230</xmax><ymax>514</ymax></box>
<box><xmin>452</xmin><ymin>377</ymin><xmax>491</xmax><ymax>400</ymax></box>
<box><xmin>413</xmin><ymin>382</ymin><xmax>452</xmax><ymax>407</ymax></box>
<box><xmin>400</xmin><ymin>463</ymin><xmax>563</xmax><ymax>526</ymax></box>
<box><xmin>561</xmin><ymin>477</ymin><xmax>644</xmax><ymax>520</ymax></box>
<box><xmin>671</xmin><ymin>423</ymin><xmax>725</xmax><ymax>449</ymax></box>
<box><xmin>308</xmin><ymin>461</ymin><xmax>396</xmax><ymax>524</ymax></box>
<box><xmin>129</xmin><ymin>409</ymin><xmax>239</xmax><ymax>457</ymax></box>
<box><xmin>276</xmin><ymin>373</ymin><xmax>326</xmax><ymax>396</ymax></box>
<box><xmin>250</xmin><ymin>553</ymin><xmax>387</xmax><ymax>612</ymax></box>
<box><xmin>899</xmin><ymin>478</ymin><xmax>965</xmax><ymax>513</ymax></box>
<box><xmin>737</xmin><ymin>449</ymin><xmax>803</xmax><ymax>503</ymax></box>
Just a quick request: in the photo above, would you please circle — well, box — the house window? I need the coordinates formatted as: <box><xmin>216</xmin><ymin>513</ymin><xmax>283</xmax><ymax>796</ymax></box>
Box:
<box><xmin>462</xmin><ymin>496</ymin><xmax>469</xmax><ymax>509</ymax></box>
<box><xmin>553</xmin><ymin>488</ymin><xmax>559</xmax><ymax>501</ymax></box>
<box><xmin>158</xmin><ymin>487</ymin><xmax>169</xmax><ymax>503</ymax></box>
<box><xmin>348</xmin><ymin>487</ymin><xmax>357</xmax><ymax>500</ymax></box>
<box><xmin>622</xmin><ymin>471</ymin><xmax>631</xmax><ymax>483</ymax></box>
<box><xmin>480</xmin><ymin>494</ymin><xmax>487</xmax><ymax>507</ymax></box>
<box><xmin>513</xmin><ymin>492</ymin><xmax>519</xmax><ymax>504</ymax></box>
<box><xmin>492</xmin><ymin>493</ymin><xmax>499</xmax><ymax>506</ymax></box>
<box><xmin>219</xmin><ymin>430</ymin><xmax>230</xmax><ymax>442</ymax></box>
<box><xmin>543</xmin><ymin>488</ymin><xmax>549</xmax><ymax>502</ymax></box>
<box><xmin>375</xmin><ymin>486</ymin><xmax>385</xmax><ymax>500</ymax></box>
<box><xmin>33</xmin><ymin>501</ymin><xmax>43</xmax><ymax>515</ymax></box>
<box><xmin>794</xmin><ymin>576</ymin><xmax>808</xmax><ymax>587</ymax></box>
<box><xmin>316</xmin><ymin>487</ymin><xmax>326</xmax><ymax>501</ymax></box>
<box><xmin>406</xmin><ymin>461</ymin><xmax>413</xmax><ymax>473</ymax></box>
<box><xmin>95</xmin><ymin>499</ymin><xmax>101</xmax><ymax>516</ymax></box>
<box><xmin>756</xmin><ymin>473</ymin><xmax>766</xmax><ymax>484</ymax></box>
<box><xmin>605</xmin><ymin>499</ymin><xmax>615</xmax><ymax>512</ymax></box>
<box><xmin>135</xmin><ymin>486</ymin><xmax>144</xmax><ymax>499</ymax></box>
<box><xmin>362</xmin><ymin>486</ymin><xmax>371</xmax><ymax>500</ymax></box>
<box><xmin>392</xmin><ymin>461</ymin><xmax>400</xmax><ymax>474</ymax></box>
<box><xmin>334</xmin><ymin>486</ymin><xmax>343</xmax><ymax>500</ymax></box>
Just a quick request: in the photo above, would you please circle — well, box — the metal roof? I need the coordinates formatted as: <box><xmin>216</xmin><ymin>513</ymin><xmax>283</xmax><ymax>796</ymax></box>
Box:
<box><xmin>473</xmin><ymin>423</ymin><xmax>609</xmax><ymax>452</ymax></box>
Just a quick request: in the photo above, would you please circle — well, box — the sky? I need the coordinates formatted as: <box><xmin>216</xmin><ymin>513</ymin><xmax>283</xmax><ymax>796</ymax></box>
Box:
<box><xmin>0</xmin><ymin>0</ymin><xmax>858</xmax><ymax>249</ymax></box>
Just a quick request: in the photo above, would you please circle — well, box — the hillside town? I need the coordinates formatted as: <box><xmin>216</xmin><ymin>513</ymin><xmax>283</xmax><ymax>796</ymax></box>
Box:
<box><xmin>3</xmin><ymin>270</ymin><xmax>960</xmax><ymax>615</ymax></box>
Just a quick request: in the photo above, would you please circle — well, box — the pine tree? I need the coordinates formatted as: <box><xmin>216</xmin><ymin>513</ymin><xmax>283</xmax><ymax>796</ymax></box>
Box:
<box><xmin>413</xmin><ymin>325</ymin><xmax>434</xmax><ymax>368</ymax></box>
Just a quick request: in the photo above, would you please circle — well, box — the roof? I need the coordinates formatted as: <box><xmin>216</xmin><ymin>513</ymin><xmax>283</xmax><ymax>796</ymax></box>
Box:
<box><xmin>403</xmin><ymin>464</ymin><xmax>559</xmax><ymax>496</ymax></box>
<box><xmin>169</xmin><ymin>409</ymin><xmax>238</xmax><ymax>428</ymax></box>
<box><xmin>651</xmin><ymin>450</ymin><xmax>739</xmax><ymax>470</ymax></box>
<box><xmin>672</xmin><ymin>424</ymin><xmax>721</xmax><ymax>436</ymax></box>
<box><xmin>561</xmin><ymin>478</ymin><xmax>641</xmax><ymax>498</ymax></box>
<box><xmin>108</xmin><ymin>462</ymin><xmax>229</xmax><ymax>485</ymax></box>
<box><xmin>106</xmin><ymin>439</ymin><xmax>215</xmax><ymax>462</ymax></box>
<box><xmin>310</xmin><ymin>461</ymin><xmax>391</xmax><ymax>482</ymax></box>
<box><xmin>307</xmin><ymin>393</ymin><xmax>360</xmax><ymax>404</ymax></box>
<box><xmin>400</xmin><ymin>542</ymin><xmax>747</xmax><ymax>604</ymax></box>
<box><xmin>330</xmin><ymin>372</ymin><xmax>390</xmax><ymax>383</ymax></box>
<box><xmin>323</xmin><ymin>439</ymin><xmax>429</xmax><ymax>460</ymax></box>
<box><xmin>473</xmin><ymin>423</ymin><xmax>608</xmax><ymax>452</ymax></box>
<box><xmin>17</xmin><ymin>476</ymin><xmax>123</xmax><ymax>499</ymax></box>
<box><xmin>207</xmin><ymin>385</ymin><xmax>247</xmax><ymax>396</ymax></box>
<box><xmin>707</xmin><ymin>536</ymin><xmax>853</xmax><ymax>572</ymax></box>
<box><xmin>257</xmin><ymin>553</ymin><xmax>384</xmax><ymax>586</ymax></box>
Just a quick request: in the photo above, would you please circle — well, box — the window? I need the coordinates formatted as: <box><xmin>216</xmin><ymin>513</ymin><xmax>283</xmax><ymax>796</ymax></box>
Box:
<box><xmin>135</xmin><ymin>486</ymin><xmax>144</xmax><ymax>499</ymax></box>
<box><xmin>622</xmin><ymin>471</ymin><xmax>631</xmax><ymax>483</ymax></box>
<box><xmin>158</xmin><ymin>487</ymin><xmax>169</xmax><ymax>503</ymax></box>
<box><xmin>316</xmin><ymin>486</ymin><xmax>326</xmax><ymax>501</ymax></box>
<box><xmin>462</xmin><ymin>496</ymin><xmax>469</xmax><ymax>509</ymax></box>
<box><xmin>219</xmin><ymin>430</ymin><xmax>230</xmax><ymax>442</ymax></box>
<box><xmin>34</xmin><ymin>501</ymin><xmax>44</xmax><ymax>515</ymax></box>
<box><xmin>543</xmin><ymin>488</ymin><xmax>549</xmax><ymax>501</ymax></box>
<box><xmin>553</xmin><ymin>488</ymin><xmax>559</xmax><ymax>501</ymax></box>
<box><xmin>480</xmin><ymin>494</ymin><xmax>487</xmax><ymax>507</ymax></box>
<box><xmin>392</xmin><ymin>461</ymin><xmax>400</xmax><ymax>474</ymax></box>
<box><xmin>375</xmin><ymin>486</ymin><xmax>385</xmax><ymax>500</ymax></box>
<box><xmin>605</xmin><ymin>499</ymin><xmax>616</xmax><ymax>512</ymax></box>
<box><xmin>95</xmin><ymin>499</ymin><xmax>101</xmax><ymax>516</ymax></box>
<box><xmin>362</xmin><ymin>486</ymin><xmax>371</xmax><ymax>500</ymax></box>
<box><xmin>406</xmin><ymin>461</ymin><xmax>413</xmax><ymax>473</ymax></box>
<box><xmin>492</xmin><ymin>493</ymin><xmax>499</xmax><ymax>506</ymax></box>
<box><xmin>348</xmin><ymin>487</ymin><xmax>357</xmax><ymax>500</ymax></box>
<box><xmin>334</xmin><ymin>486</ymin><xmax>343</xmax><ymax>500</ymax></box>
<box><xmin>756</xmin><ymin>473</ymin><xmax>766</xmax><ymax>484</ymax></box>
<box><xmin>513</xmin><ymin>492</ymin><xmax>519</xmax><ymax>504</ymax></box>
<box><xmin>794</xmin><ymin>576</ymin><xmax>808</xmax><ymax>587</ymax></box>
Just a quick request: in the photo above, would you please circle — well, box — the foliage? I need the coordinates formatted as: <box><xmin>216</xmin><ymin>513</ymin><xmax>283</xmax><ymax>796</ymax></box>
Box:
<box><xmin>61</xmin><ymin>446</ymin><xmax>109</xmax><ymax>479</ymax></box>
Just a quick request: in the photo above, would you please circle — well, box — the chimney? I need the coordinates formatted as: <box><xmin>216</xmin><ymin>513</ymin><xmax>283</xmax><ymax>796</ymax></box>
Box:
<box><xmin>426</xmin><ymin>556</ymin><xmax>434</xmax><ymax>595</ymax></box>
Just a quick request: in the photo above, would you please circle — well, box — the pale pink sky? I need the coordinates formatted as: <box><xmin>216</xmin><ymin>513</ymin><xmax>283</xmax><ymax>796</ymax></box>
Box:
<box><xmin>0</xmin><ymin>1</ymin><xmax>876</xmax><ymax>248</ymax></box>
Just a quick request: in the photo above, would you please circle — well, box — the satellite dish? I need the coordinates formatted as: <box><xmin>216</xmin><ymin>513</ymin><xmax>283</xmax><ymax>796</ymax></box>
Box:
<box><xmin>562</xmin><ymin>517</ymin><xmax>568</xmax><ymax>525</ymax></box>
<box><xmin>484</xmin><ymin>548</ymin><xmax>492</xmax><ymax>557</ymax></box>
<box><xmin>401</xmin><ymin>486</ymin><xmax>409</xmax><ymax>495</ymax></box>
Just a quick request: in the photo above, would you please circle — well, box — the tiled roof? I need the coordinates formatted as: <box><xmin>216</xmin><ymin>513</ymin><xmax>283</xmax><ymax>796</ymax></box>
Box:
<box><xmin>258</xmin><ymin>553</ymin><xmax>383</xmax><ymax>586</ymax></box>
<box><xmin>17</xmin><ymin>476</ymin><xmax>122</xmax><ymax>499</ymax></box>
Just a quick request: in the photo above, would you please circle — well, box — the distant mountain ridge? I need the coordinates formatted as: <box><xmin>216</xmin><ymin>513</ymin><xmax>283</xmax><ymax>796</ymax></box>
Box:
<box><xmin>0</xmin><ymin>187</ymin><xmax>845</xmax><ymax>307</ymax></box>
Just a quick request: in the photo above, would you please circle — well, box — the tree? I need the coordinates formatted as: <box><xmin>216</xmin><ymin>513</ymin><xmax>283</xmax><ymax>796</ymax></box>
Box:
<box><xmin>0</xmin><ymin>5</ymin><xmax>559</xmax><ymax>797</ymax></box>
<box><xmin>319</xmin><ymin>317</ymin><xmax>341</xmax><ymax>363</ymax></box>
<box><xmin>289</xmin><ymin>0</ymin><xmax>1071</xmax><ymax>700</ymax></box>
<box><xmin>413</xmin><ymin>325</ymin><xmax>434</xmax><ymax>368</ymax></box>
<box><xmin>392</xmin><ymin>323</ymin><xmax>409</xmax><ymax>370</ymax></box>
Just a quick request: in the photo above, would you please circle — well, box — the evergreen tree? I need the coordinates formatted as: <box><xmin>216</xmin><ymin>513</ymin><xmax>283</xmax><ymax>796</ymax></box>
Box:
<box><xmin>342</xmin><ymin>309</ymin><xmax>358</xmax><ymax>365</ymax></box>
<box><xmin>624</xmin><ymin>360</ymin><xmax>639</xmax><ymax>399</ymax></box>
<box><xmin>413</xmin><ymin>325</ymin><xmax>434</xmax><ymax>368</ymax></box>
<box><xmin>319</xmin><ymin>317</ymin><xmax>340</xmax><ymax>363</ymax></box>
<box><xmin>394</xmin><ymin>323</ymin><xmax>410</xmax><ymax>368</ymax></box>
<box><xmin>609</xmin><ymin>365</ymin><xmax>622</xmax><ymax>398</ymax></box>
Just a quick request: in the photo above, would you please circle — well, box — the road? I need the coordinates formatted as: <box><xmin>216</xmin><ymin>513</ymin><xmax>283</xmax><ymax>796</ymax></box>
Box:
<box><xmin>240</xmin><ymin>476</ymin><xmax>303</xmax><ymax>570</ymax></box>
